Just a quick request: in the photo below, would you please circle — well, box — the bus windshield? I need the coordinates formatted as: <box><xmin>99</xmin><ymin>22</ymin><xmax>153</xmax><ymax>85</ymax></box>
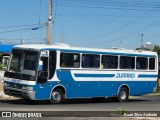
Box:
<box><xmin>9</xmin><ymin>50</ymin><xmax>39</xmax><ymax>76</ymax></box>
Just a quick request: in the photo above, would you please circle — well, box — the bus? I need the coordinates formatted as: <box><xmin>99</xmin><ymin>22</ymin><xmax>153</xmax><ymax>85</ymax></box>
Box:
<box><xmin>3</xmin><ymin>43</ymin><xmax>159</xmax><ymax>104</ymax></box>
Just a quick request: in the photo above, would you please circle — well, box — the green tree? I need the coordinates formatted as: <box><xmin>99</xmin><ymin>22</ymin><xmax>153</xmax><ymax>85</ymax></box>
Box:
<box><xmin>153</xmin><ymin>45</ymin><xmax>160</xmax><ymax>55</ymax></box>
<box><xmin>153</xmin><ymin>45</ymin><xmax>160</xmax><ymax>90</ymax></box>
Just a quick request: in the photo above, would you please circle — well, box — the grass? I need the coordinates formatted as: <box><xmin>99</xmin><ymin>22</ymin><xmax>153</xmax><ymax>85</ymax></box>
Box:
<box><xmin>155</xmin><ymin>89</ymin><xmax>160</xmax><ymax>94</ymax></box>
<box><xmin>117</xmin><ymin>108</ymin><xmax>128</xmax><ymax>115</ymax></box>
<box><xmin>144</xmin><ymin>89</ymin><xmax>160</xmax><ymax>96</ymax></box>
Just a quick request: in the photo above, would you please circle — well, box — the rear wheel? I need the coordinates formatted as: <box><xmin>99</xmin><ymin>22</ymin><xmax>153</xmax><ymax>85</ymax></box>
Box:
<box><xmin>50</xmin><ymin>89</ymin><xmax>64</xmax><ymax>104</ymax></box>
<box><xmin>117</xmin><ymin>87</ymin><xmax>128</xmax><ymax>102</ymax></box>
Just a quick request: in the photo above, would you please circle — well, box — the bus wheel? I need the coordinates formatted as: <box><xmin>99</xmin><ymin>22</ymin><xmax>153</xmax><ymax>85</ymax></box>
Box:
<box><xmin>117</xmin><ymin>87</ymin><xmax>128</xmax><ymax>102</ymax></box>
<box><xmin>50</xmin><ymin>89</ymin><xmax>64</xmax><ymax>104</ymax></box>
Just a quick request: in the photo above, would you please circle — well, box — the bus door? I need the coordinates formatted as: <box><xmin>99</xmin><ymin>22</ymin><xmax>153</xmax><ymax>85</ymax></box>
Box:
<box><xmin>36</xmin><ymin>50</ymin><xmax>50</xmax><ymax>99</ymax></box>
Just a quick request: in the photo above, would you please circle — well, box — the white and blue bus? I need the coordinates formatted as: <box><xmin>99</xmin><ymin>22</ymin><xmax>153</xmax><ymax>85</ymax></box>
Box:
<box><xmin>3</xmin><ymin>43</ymin><xmax>159</xmax><ymax>104</ymax></box>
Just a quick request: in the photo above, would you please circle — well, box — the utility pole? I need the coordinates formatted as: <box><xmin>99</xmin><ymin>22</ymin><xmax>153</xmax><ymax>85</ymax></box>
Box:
<box><xmin>120</xmin><ymin>40</ymin><xmax>126</xmax><ymax>48</ymax></box>
<box><xmin>21</xmin><ymin>37</ymin><xmax>24</xmax><ymax>44</ymax></box>
<box><xmin>61</xmin><ymin>28</ymin><xmax>64</xmax><ymax>43</ymax></box>
<box><xmin>141</xmin><ymin>34</ymin><xmax>144</xmax><ymax>49</ymax></box>
<box><xmin>47</xmin><ymin>0</ymin><xmax>53</xmax><ymax>45</ymax></box>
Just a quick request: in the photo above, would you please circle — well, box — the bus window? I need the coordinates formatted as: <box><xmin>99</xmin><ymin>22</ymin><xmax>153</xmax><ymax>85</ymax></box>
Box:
<box><xmin>10</xmin><ymin>54</ymin><xmax>23</xmax><ymax>72</ymax></box>
<box><xmin>101</xmin><ymin>55</ymin><xmax>118</xmax><ymax>69</ymax></box>
<box><xmin>60</xmin><ymin>53</ymin><xmax>80</xmax><ymax>68</ymax></box>
<box><xmin>82</xmin><ymin>54</ymin><xmax>100</xmax><ymax>68</ymax></box>
<box><xmin>149</xmin><ymin>58</ymin><xmax>155</xmax><ymax>70</ymax></box>
<box><xmin>136</xmin><ymin>57</ymin><xmax>148</xmax><ymax>70</ymax></box>
<box><xmin>24</xmin><ymin>53</ymin><xmax>37</xmax><ymax>71</ymax></box>
<box><xmin>49</xmin><ymin>51</ymin><xmax>56</xmax><ymax>79</ymax></box>
<box><xmin>120</xmin><ymin>56</ymin><xmax>135</xmax><ymax>69</ymax></box>
<box><xmin>40</xmin><ymin>57</ymin><xmax>48</xmax><ymax>77</ymax></box>
<box><xmin>37</xmin><ymin>51</ymin><xmax>49</xmax><ymax>80</ymax></box>
<box><xmin>38</xmin><ymin>60</ymin><xmax>43</xmax><ymax>71</ymax></box>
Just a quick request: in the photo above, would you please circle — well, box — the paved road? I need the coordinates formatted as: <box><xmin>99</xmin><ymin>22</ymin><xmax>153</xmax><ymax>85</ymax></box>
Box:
<box><xmin>0</xmin><ymin>95</ymin><xmax>160</xmax><ymax>111</ymax></box>
<box><xmin>0</xmin><ymin>95</ymin><xmax>160</xmax><ymax>119</ymax></box>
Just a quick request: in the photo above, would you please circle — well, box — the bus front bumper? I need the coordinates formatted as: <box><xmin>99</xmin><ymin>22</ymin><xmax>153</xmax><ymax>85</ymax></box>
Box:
<box><xmin>4</xmin><ymin>86</ymin><xmax>36</xmax><ymax>100</ymax></box>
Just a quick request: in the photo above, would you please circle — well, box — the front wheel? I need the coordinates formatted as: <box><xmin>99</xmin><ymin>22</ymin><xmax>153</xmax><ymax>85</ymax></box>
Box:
<box><xmin>50</xmin><ymin>89</ymin><xmax>64</xmax><ymax>104</ymax></box>
<box><xmin>117</xmin><ymin>87</ymin><xmax>129</xmax><ymax>102</ymax></box>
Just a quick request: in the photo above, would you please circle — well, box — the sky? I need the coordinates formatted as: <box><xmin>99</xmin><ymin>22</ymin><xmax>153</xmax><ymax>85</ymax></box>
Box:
<box><xmin>0</xmin><ymin>0</ymin><xmax>160</xmax><ymax>50</ymax></box>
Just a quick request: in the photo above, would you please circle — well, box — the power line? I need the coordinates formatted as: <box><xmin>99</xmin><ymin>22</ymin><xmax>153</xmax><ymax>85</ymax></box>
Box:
<box><xmin>0</xmin><ymin>24</ymin><xmax>46</xmax><ymax>34</ymax></box>
<box><xmin>68</xmin><ymin>0</ymin><xmax>145</xmax><ymax>39</ymax></box>
<box><xmin>0</xmin><ymin>23</ymin><xmax>46</xmax><ymax>29</ymax></box>
<box><xmin>69</xmin><ymin>2</ymin><xmax>160</xmax><ymax>43</ymax></box>
<box><xmin>81</xmin><ymin>18</ymin><xmax>160</xmax><ymax>46</ymax></box>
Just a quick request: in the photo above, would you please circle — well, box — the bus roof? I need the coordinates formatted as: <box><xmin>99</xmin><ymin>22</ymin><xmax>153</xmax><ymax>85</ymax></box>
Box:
<box><xmin>13</xmin><ymin>43</ymin><xmax>157</xmax><ymax>56</ymax></box>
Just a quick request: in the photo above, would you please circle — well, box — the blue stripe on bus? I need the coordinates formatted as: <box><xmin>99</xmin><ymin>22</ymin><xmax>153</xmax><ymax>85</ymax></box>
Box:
<box><xmin>74</xmin><ymin>74</ymin><xmax>115</xmax><ymax>78</ymax></box>
<box><xmin>138</xmin><ymin>74</ymin><xmax>158</xmax><ymax>78</ymax></box>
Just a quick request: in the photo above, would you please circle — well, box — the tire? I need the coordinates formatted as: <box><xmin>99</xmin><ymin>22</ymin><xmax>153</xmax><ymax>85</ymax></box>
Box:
<box><xmin>50</xmin><ymin>89</ymin><xmax>64</xmax><ymax>104</ymax></box>
<box><xmin>117</xmin><ymin>87</ymin><xmax>128</xmax><ymax>102</ymax></box>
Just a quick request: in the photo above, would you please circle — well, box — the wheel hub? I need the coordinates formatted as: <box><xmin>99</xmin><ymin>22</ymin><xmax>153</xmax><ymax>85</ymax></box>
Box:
<box><xmin>52</xmin><ymin>92</ymin><xmax>60</xmax><ymax>101</ymax></box>
<box><xmin>120</xmin><ymin>91</ymin><xmax>126</xmax><ymax>100</ymax></box>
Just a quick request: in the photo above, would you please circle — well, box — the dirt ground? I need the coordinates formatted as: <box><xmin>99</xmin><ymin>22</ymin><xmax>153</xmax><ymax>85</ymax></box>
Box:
<box><xmin>0</xmin><ymin>82</ymin><xmax>3</xmax><ymax>91</ymax></box>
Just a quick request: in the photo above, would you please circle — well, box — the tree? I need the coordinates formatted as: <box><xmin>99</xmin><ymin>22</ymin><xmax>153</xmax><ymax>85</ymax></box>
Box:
<box><xmin>153</xmin><ymin>45</ymin><xmax>160</xmax><ymax>56</ymax></box>
<box><xmin>153</xmin><ymin>45</ymin><xmax>160</xmax><ymax>90</ymax></box>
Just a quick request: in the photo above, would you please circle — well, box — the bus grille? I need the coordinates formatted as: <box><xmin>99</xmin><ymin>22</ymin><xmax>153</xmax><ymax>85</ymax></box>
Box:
<box><xmin>8</xmin><ymin>83</ymin><xmax>22</xmax><ymax>89</ymax></box>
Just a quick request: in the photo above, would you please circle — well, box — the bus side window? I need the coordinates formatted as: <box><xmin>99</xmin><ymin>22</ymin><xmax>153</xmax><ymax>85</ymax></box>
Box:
<box><xmin>73</xmin><ymin>54</ymin><xmax>80</xmax><ymax>68</ymax></box>
<box><xmin>149</xmin><ymin>58</ymin><xmax>155</xmax><ymax>70</ymax></box>
<box><xmin>136</xmin><ymin>57</ymin><xmax>148</xmax><ymax>70</ymax></box>
<box><xmin>82</xmin><ymin>54</ymin><xmax>100</xmax><ymax>68</ymax></box>
<box><xmin>60</xmin><ymin>53</ymin><xmax>67</xmax><ymax>67</ymax></box>
<box><xmin>82</xmin><ymin>55</ymin><xmax>89</xmax><ymax>68</ymax></box>
<box><xmin>102</xmin><ymin>55</ymin><xmax>118</xmax><ymax>69</ymax></box>
<box><xmin>120</xmin><ymin>56</ymin><xmax>135</xmax><ymax>69</ymax></box>
<box><xmin>38</xmin><ymin>60</ymin><xmax>43</xmax><ymax>71</ymax></box>
<box><xmin>93</xmin><ymin>55</ymin><xmax>100</xmax><ymax>68</ymax></box>
<box><xmin>38</xmin><ymin>57</ymin><xmax>48</xmax><ymax>78</ymax></box>
<box><xmin>60</xmin><ymin>53</ymin><xmax>80</xmax><ymax>68</ymax></box>
<box><xmin>136</xmin><ymin>61</ymin><xmax>140</xmax><ymax>69</ymax></box>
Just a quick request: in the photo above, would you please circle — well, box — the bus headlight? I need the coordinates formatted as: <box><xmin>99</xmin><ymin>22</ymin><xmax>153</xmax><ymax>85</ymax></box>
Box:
<box><xmin>22</xmin><ymin>86</ymin><xmax>33</xmax><ymax>91</ymax></box>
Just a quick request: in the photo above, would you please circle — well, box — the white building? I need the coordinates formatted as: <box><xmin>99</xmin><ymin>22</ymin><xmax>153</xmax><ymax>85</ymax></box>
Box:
<box><xmin>145</xmin><ymin>42</ymin><xmax>155</xmax><ymax>50</ymax></box>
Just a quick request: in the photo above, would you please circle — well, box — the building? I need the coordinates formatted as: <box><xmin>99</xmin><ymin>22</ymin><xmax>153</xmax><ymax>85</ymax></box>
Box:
<box><xmin>145</xmin><ymin>42</ymin><xmax>155</xmax><ymax>50</ymax></box>
<box><xmin>0</xmin><ymin>44</ymin><xmax>14</xmax><ymax>53</ymax></box>
<box><xmin>0</xmin><ymin>44</ymin><xmax>14</xmax><ymax>63</ymax></box>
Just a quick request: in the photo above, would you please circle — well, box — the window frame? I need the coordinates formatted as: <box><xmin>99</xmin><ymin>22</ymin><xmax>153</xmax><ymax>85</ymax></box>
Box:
<box><xmin>60</xmin><ymin>52</ymin><xmax>80</xmax><ymax>68</ymax></box>
<box><xmin>119</xmin><ymin>56</ymin><xmax>135</xmax><ymax>70</ymax></box>
<box><xmin>149</xmin><ymin>57</ymin><xmax>156</xmax><ymax>70</ymax></box>
<box><xmin>81</xmin><ymin>53</ymin><xmax>100</xmax><ymax>69</ymax></box>
<box><xmin>101</xmin><ymin>54</ymin><xmax>118</xmax><ymax>69</ymax></box>
<box><xmin>136</xmin><ymin>57</ymin><xmax>148</xmax><ymax>70</ymax></box>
